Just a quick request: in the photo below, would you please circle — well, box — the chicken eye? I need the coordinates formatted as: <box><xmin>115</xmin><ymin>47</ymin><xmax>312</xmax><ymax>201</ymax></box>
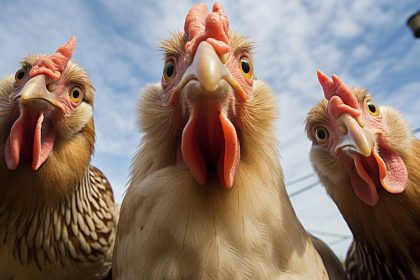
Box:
<box><xmin>69</xmin><ymin>87</ymin><xmax>83</xmax><ymax>103</ymax></box>
<box><xmin>163</xmin><ymin>61</ymin><xmax>176</xmax><ymax>81</ymax></box>
<box><xmin>14</xmin><ymin>68</ymin><xmax>27</xmax><ymax>86</ymax></box>
<box><xmin>314</xmin><ymin>127</ymin><xmax>329</xmax><ymax>144</ymax></box>
<box><xmin>367</xmin><ymin>101</ymin><xmax>379</xmax><ymax>116</ymax></box>
<box><xmin>240</xmin><ymin>57</ymin><xmax>253</xmax><ymax>79</ymax></box>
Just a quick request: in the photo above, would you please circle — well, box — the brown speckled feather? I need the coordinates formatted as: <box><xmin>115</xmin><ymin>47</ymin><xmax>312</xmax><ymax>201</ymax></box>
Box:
<box><xmin>0</xmin><ymin>165</ymin><xmax>117</xmax><ymax>280</ymax></box>
<box><xmin>0</xmin><ymin>55</ymin><xmax>118</xmax><ymax>280</ymax></box>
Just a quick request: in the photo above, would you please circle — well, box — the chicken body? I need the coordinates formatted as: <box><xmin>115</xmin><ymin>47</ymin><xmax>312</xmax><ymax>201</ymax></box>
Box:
<box><xmin>306</xmin><ymin>70</ymin><xmax>420</xmax><ymax>279</ymax></box>
<box><xmin>113</xmin><ymin>3</ymin><xmax>338</xmax><ymax>279</ymax></box>
<box><xmin>0</xmin><ymin>38</ymin><xmax>118</xmax><ymax>280</ymax></box>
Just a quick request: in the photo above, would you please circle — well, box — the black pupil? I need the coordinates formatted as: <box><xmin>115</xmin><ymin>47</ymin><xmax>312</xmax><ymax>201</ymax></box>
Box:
<box><xmin>72</xmin><ymin>90</ymin><xmax>80</xmax><ymax>99</ymax></box>
<box><xmin>241</xmin><ymin>60</ymin><xmax>250</xmax><ymax>73</ymax></box>
<box><xmin>166</xmin><ymin>64</ymin><xmax>174</xmax><ymax>77</ymax></box>
<box><xmin>17</xmin><ymin>70</ymin><xmax>25</xmax><ymax>80</ymax></box>
<box><xmin>317</xmin><ymin>129</ymin><xmax>326</xmax><ymax>140</ymax></box>
<box><xmin>368</xmin><ymin>103</ymin><xmax>376</xmax><ymax>113</ymax></box>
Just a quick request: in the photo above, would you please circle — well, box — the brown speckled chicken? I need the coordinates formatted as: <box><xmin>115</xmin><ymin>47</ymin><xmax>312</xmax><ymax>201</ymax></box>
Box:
<box><xmin>306</xmin><ymin>70</ymin><xmax>420</xmax><ymax>279</ymax></box>
<box><xmin>113</xmin><ymin>3</ymin><xmax>343</xmax><ymax>279</ymax></box>
<box><xmin>0</xmin><ymin>37</ymin><xmax>118</xmax><ymax>280</ymax></box>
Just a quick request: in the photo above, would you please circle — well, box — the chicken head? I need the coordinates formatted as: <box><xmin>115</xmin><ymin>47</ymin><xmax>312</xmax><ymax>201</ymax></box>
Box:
<box><xmin>310</xmin><ymin>70</ymin><xmax>408</xmax><ymax>206</ymax></box>
<box><xmin>163</xmin><ymin>3</ymin><xmax>253</xmax><ymax>188</ymax></box>
<box><xmin>5</xmin><ymin>37</ymin><xmax>93</xmax><ymax>171</ymax></box>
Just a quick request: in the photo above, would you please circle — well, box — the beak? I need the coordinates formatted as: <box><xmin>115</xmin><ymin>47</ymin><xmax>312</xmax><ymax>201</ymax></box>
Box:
<box><xmin>169</xmin><ymin>41</ymin><xmax>247</xmax><ymax>104</ymax></box>
<box><xmin>188</xmin><ymin>41</ymin><xmax>228</xmax><ymax>93</ymax></box>
<box><xmin>335</xmin><ymin>114</ymin><xmax>373</xmax><ymax>157</ymax></box>
<box><xmin>21</xmin><ymin>75</ymin><xmax>65</xmax><ymax>113</ymax></box>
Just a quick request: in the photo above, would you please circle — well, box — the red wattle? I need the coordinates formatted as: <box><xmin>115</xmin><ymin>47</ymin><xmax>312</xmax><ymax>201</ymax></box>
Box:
<box><xmin>5</xmin><ymin>113</ymin><xmax>26</xmax><ymax>170</ymax></box>
<box><xmin>5</xmin><ymin>110</ymin><xmax>56</xmax><ymax>171</ymax></box>
<box><xmin>218</xmin><ymin>113</ymin><xmax>239</xmax><ymax>188</ymax></box>
<box><xmin>374</xmin><ymin>147</ymin><xmax>407</xmax><ymax>194</ymax></box>
<box><xmin>351</xmin><ymin>154</ymin><xmax>379</xmax><ymax>206</ymax></box>
<box><xmin>32</xmin><ymin>113</ymin><xmax>56</xmax><ymax>170</ymax></box>
<box><xmin>181</xmin><ymin>108</ymin><xmax>207</xmax><ymax>185</ymax></box>
<box><xmin>350</xmin><ymin>145</ymin><xmax>408</xmax><ymax>206</ymax></box>
<box><xmin>181</xmin><ymin>107</ymin><xmax>240</xmax><ymax>188</ymax></box>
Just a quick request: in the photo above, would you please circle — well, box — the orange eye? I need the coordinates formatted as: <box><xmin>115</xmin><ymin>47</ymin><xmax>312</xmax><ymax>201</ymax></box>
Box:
<box><xmin>69</xmin><ymin>87</ymin><xmax>83</xmax><ymax>103</ymax></box>
<box><xmin>314</xmin><ymin>126</ymin><xmax>329</xmax><ymax>144</ymax></box>
<box><xmin>366</xmin><ymin>101</ymin><xmax>380</xmax><ymax>116</ymax></box>
<box><xmin>14</xmin><ymin>68</ymin><xmax>26</xmax><ymax>86</ymax></box>
<box><xmin>239</xmin><ymin>57</ymin><xmax>253</xmax><ymax>79</ymax></box>
<box><xmin>163</xmin><ymin>60</ymin><xmax>176</xmax><ymax>81</ymax></box>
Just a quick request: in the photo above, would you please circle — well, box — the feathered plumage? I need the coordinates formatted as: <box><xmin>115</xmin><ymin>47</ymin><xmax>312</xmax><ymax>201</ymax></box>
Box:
<box><xmin>306</xmin><ymin>70</ymin><xmax>420</xmax><ymax>279</ymax></box>
<box><xmin>113</xmin><ymin>3</ymin><xmax>342</xmax><ymax>279</ymax></box>
<box><xmin>0</xmin><ymin>37</ymin><xmax>118</xmax><ymax>280</ymax></box>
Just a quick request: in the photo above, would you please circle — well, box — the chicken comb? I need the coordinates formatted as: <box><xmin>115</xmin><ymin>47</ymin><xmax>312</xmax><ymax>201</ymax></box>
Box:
<box><xmin>184</xmin><ymin>3</ymin><xmax>230</xmax><ymax>58</ymax></box>
<box><xmin>30</xmin><ymin>36</ymin><xmax>76</xmax><ymax>80</ymax></box>
<box><xmin>317</xmin><ymin>69</ymin><xmax>360</xmax><ymax>120</ymax></box>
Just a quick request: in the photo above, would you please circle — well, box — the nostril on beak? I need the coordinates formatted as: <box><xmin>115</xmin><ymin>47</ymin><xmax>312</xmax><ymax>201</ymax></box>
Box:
<box><xmin>339</xmin><ymin>124</ymin><xmax>347</xmax><ymax>134</ymax></box>
<box><xmin>46</xmin><ymin>82</ymin><xmax>57</xmax><ymax>92</ymax></box>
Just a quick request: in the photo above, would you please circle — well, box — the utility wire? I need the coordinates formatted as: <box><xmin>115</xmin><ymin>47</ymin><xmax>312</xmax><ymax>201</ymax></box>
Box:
<box><xmin>309</xmin><ymin>229</ymin><xmax>352</xmax><ymax>239</ymax></box>
<box><xmin>290</xmin><ymin>125</ymin><xmax>420</xmax><ymax>250</ymax></box>
<box><xmin>289</xmin><ymin>125</ymin><xmax>420</xmax><ymax>197</ymax></box>
<box><xmin>286</xmin><ymin>173</ymin><xmax>316</xmax><ymax>186</ymax></box>
<box><xmin>289</xmin><ymin>125</ymin><xmax>420</xmax><ymax>249</ymax></box>
<box><xmin>329</xmin><ymin>237</ymin><xmax>352</xmax><ymax>246</ymax></box>
<box><xmin>289</xmin><ymin>181</ymin><xmax>319</xmax><ymax>197</ymax></box>
<box><xmin>310</xmin><ymin>229</ymin><xmax>352</xmax><ymax>247</ymax></box>
<box><xmin>309</xmin><ymin>228</ymin><xmax>352</xmax><ymax>247</ymax></box>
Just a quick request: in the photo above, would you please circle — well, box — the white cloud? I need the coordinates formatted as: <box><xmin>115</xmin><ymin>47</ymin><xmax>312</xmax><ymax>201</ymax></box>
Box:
<box><xmin>352</xmin><ymin>44</ymin><xmax>372</xmax><ymax>60</ymax></box>
<box><xmin>0</xmin><ymin>0</ymin><xmax>419</xmax><ymax>259</ymax></box>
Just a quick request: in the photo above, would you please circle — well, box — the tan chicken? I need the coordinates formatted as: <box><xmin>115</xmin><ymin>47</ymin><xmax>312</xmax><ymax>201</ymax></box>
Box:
<box><xmin>306</xmin><ymin>70</ymin><xmax>420</xmax><ymax>279</ymax></box>
<box><xmin>0</xmin><ymin>37</ymin><xmax>118</xmax><ymax>280</ymax></box>
<box><xmin>114</xmin><ymin>3</ymin><xmax>344</xmax><ymax>279</ymax></box>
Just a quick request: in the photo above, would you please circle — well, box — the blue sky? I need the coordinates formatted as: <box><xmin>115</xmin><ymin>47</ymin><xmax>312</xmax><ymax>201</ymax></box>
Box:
<box><xmin>1</xmin><ymin>0</ymin><xmax>419</xmax><ymax>258</ymax></box>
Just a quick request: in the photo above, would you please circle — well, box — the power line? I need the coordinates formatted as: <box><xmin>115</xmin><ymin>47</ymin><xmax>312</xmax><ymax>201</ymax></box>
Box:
<box><xmin>329</xmin><ymin>237</ymin><xmax>352</xmax><ymax>246</ymax></box>
<box><xmin>289</xmin><ymin>181</ymin><xmax>319</xmax><ymax>197</ymax></box>
<box><xmin>309</xmin><ymin>229</ymin><xmax>352</xmax><ymax>239</ymax></box>
<box><xmin>286</xmin><ymin>173</ymin><xmax>316</xmax><ymax>186</ymax></box>
<box><xmin>289</xmin><ymin>126</ymin><xmax>420</xmax><ymax>251</ymax></box>
<box><xmin>290</xmin><ymin>126</ymin><xmax>420</xmax><ymax>251</ymax></box>
<box><xmin>309</xmin><ymin>229</ymin><xmax>352</xmax><ymax>247</ymax></box>
<box><xmin>288</xmin><ymin>126</ymin><xmax>420</xmax><ymax>197</ymax></box>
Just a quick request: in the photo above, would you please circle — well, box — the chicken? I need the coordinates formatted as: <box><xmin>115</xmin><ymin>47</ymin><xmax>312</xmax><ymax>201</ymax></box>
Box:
<box><xmin>310</xmin><ymin>235</ymin><xmax>347</xmax><ymax>279</ymax></box>
<box><xmin>306</xmin><ymin>70</ymin><xmax>420</xmax><ymax>279</ymax></box>
<box><xmin>0</xmin><ymin>37</ymin><xmax>118</xmax><ymax>280</ymax></box>
<box><xmin>113</xmin><ymin>3</ymin><xmax>344</xmax><ymax>279</ymax></box>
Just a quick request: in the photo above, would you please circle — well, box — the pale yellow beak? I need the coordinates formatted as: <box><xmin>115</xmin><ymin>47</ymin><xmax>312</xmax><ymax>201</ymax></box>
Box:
<box><xmin>169</xmin><ymin>41</ymin><xmax>247</xmax><ymax>105</ymax></box>
<box><xmin>335</xmin><ymin>114</ymin><xmax>373</xmax><ymax>157</ymax></box>
<box><xmin>21</xmin><ymin>75</ymin><xmax>65</xmax><ymax>112</ymax></box>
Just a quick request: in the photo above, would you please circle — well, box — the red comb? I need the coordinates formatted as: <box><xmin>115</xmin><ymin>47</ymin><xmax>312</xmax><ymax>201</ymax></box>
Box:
<box><xmin>30</xmin><ymin>36</ymin><xmax>76</xmax><ymax>80</ymax></box>
<box><xmin>184</xmin><ymin>3</ymin><xmax>230</xmax><ymax>57</ymax></box>
<box><xmin>317</xmin><ymin>69</ymin><xmax>360</xmax><ymax>120</ymax></box>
